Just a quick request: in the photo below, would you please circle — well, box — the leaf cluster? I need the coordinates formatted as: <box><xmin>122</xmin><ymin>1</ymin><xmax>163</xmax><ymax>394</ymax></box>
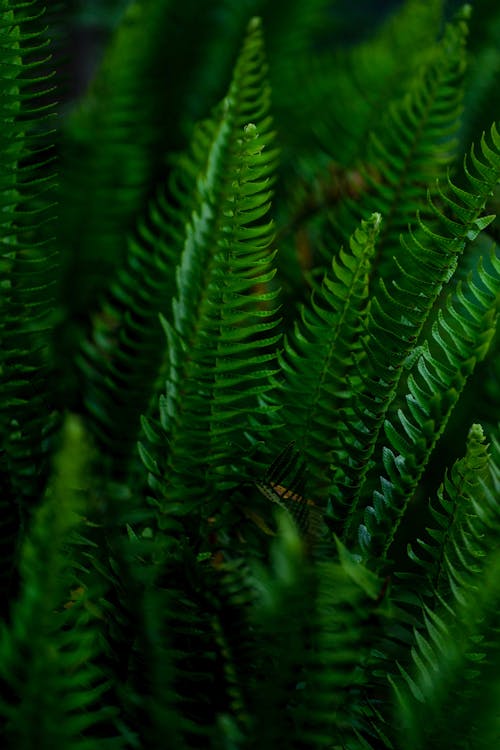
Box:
<box><xmin>1</xmin><ymin>1</ymin><xmax>500</xmax><ymax>748</ymax></box>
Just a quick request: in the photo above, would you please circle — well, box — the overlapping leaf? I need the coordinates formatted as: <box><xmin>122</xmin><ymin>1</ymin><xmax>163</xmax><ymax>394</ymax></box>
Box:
<box><xmin>336</xmin><ymin>125</ymin><xmax>500</xmax><ymax>551</ymax></box>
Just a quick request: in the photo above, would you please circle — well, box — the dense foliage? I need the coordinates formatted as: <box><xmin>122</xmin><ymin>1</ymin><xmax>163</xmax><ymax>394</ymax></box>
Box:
<box><xmin>1</xmin><ymin>0</ymin><xmax>500</xmax><ymax>747</ymax></box>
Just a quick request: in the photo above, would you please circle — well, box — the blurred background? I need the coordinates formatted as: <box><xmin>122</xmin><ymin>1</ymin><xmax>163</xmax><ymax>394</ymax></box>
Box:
<box><xmin>63</xmin><ymin>0</ymin><xmax>467</xmax><ymax>98</ymax></box>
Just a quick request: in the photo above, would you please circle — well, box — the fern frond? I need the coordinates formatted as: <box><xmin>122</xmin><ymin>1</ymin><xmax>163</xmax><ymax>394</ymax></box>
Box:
<box><xmin>383</xmin><ymin>422</ymin><xmax>496</xmax><ymax>685</ymax></box>
<box><xmin>327</xmin><ymin>7</ymin><xmax>468</xmax><ymax>282</ymax></box>
<box><xmin>75</xmin><ymin>183</ymin><xmax>185</xmax><ymax>472</ymax></box>
<box><xmin>0</xmin><ymin>1</ymin><xmax>59</xmax><ymax>509</ymax></box>
<box><xmin>360</xmin><ymin>247</ymin><xmax>500</xmax><ymax>560</ymax></box>
<box><xmin>313</xmin><ymin>0</ymin><xmax>444</xmax><ymax>167</ymax></box>
<box><xmin>141</xmin><ymin>17</ymin><xmax>281</xmax><ymax>517</ymax></box>
<box><xmin>58</xmin><ymin>0</ymin><xmax>218</xmax><ymax>306</ymax></box>
<box><xmin>74</xmin><ymin>58</ymin><xmax>250</xmax><ymax>474</ymax></box>
<box><xmin>278</xmin><ymin>213</ymin><xmax>380</xmax><ymax>507</ymax></box>
<box><xmin>394</xmin><ymin>547</ymin><xmax>500</xmax><ymax>750</ymax></box>
<box><xmin>386</xmin><ymin>421</ymin><xmax>500</xmax><ymax>683</ymax></box>
<box><xmin>406</xmin><ymin>423</ymin><xmax>497</xmax><ymax>605</ymax></box>
<box><xmin>248</xmin><ymin>515</ymin><xmax>389</xmax><ymax>749</ymax></box>
<box><xmin>0</xmin><ymin>416</ymin><xmax>122</xmax><ymax>750</ymax></box>
<box><xmin>259</xmin><ymin>0</ymin><xmax>334</xmax><ymax>154</ymax></box>
<box><xmin>130</xmin><ymin>563</ymin><xmax>213</xmax><ymax>749</ymax></box>
<box><xmin>270</xmin><ymin>0</ymin><xmax>447</xmax><ymax>292</ymax></box>
<box><xmin>125</xmin><ymin>531</ymin><xmax>262</xmax><ymax>748</ymax></box>
<box><xmin>336</xmin><ymin>124</ymin><xmax>500</xmax><ymax>550</ymax></box>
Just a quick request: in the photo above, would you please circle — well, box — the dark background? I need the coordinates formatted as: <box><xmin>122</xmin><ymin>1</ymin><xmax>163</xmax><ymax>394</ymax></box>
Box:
<box><xmin>66</xmin><ymin>0</ymin><xmax>467</xmax><ymax>99</ymax></box>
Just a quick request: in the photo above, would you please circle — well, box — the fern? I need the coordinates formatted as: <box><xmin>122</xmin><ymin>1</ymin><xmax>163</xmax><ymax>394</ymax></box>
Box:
<box><xmin>360</xmin><ymin>246</ymin><xmax>500</xmax><ymax>561</ymax></box>
<box><xmin>0</xmin><ymin>0</ymin><xmax>60</xmax><ymax>616</ymax></box>
<box><xmin>0</xmin><ymin>0</ymin><xmax>59</xmax><ymax>506</ymax></box>
<box><xmin>140</xmin><ymin>16</ymin><xmax>280</xmax><ymax>517</ymax></box>
<box><xmin>336</xmin><ymin>126</ymin><xmax>500</xmax><ymax>552</ymax></box>
<box><xmin>460</xmin><ymin>0</ymin><xmax>500</xmax><ymax>152</ymax></box>
<box><xmin>244</xmin><ymin>515</ymin><xmax>389</xmax><ymax>750</ymax></box>
<box><xmin>75</xmin><ymin>178</ymin><xmax>182</xmax><ymax>471</ymax></box>
<box><xmin>0</xmin><ymin>416</ymin><xmax>121</xmax><ymax>750</ymax></box>
<box><xmin>406</xmin><ymin>423</ymin><xmax>497</xmax><ymax>605</ymax></box>
<box><xmin>393</xmin><ymin>547</ymin><xmax>500</xmax><ymax>750</ymax></box>
<box><xmin>327</xmin><ymin>7</ymin><xmax>468</xmax><ymax>282</ymax></box>
<box><xmin>58</xmin><ymin>0</ymin><xmax>216</xmax><ymax>303</ymax></box>
<box><xmin>1</xmin><ymin>2</ymin><xmax>500</xmax><ymax>749</ymax></box>
<box><xmin>278</xmin><ymin>213</ymin><xmax>380</xmax><ymax>507</ymax></box>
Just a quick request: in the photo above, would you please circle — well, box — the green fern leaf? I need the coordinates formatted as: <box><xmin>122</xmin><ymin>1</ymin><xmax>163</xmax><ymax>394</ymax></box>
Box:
<box><xmin>361</xmin><ymin>248</ymin><xmax>500</xmax><ymax>560</ymax></box>
<box><xmin>249</xmin><ymin>515</ymin><xmax>389</xmax><ymax>749</ymax></box>
<box><xmin>336</xmin><ymin>125</ymin><xmax>500</xmax><ymax>551</ymax></box>
<box><xmin>328</xmin><ymin>8</ymin><xmax>468</xmax><ymax>282</ymax></box>
<box><xmin>313</xmin><ymin>0</ymin><xmax>444</xmax><ymax>167</ymax></box>
<box><xmin>75</xmin><ymin>185</ymin><xmax>185</xmax><ymax>472</ymax></box>
<box><xmin>394</xmin><ymin>546</ymin><xmax>500</xmax><ymax>750</ymax></box>
<box><xmin>141</xmin><ymin>17</ymin><xmax>281</xmax><ymax>517</ymax></box>
<box><xmin>0</xmin><ymin>1</ymin><xmax>59</xmax><ymax>515</ymax></box>
<box><xmin>278</xmin><ymin>213</ymin><xmax>380</xmax><ymax>509</ymax></box>
<box><xmin>57</xmin><ymin>0</ymin><xmax>232</xmax><ymax>324</ymax></box>
<box><xmin>0</xmin><ymin>416</ymin><xmax>122</xmax><ymax>750</ymax></box>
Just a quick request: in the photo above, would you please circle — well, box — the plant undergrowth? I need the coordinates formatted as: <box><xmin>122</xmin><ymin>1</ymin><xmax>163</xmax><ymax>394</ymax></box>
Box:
<box><xmin>1</xmin><ymin>0</ymin><xmax>500</xmax><ymax>747</ymax></box>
